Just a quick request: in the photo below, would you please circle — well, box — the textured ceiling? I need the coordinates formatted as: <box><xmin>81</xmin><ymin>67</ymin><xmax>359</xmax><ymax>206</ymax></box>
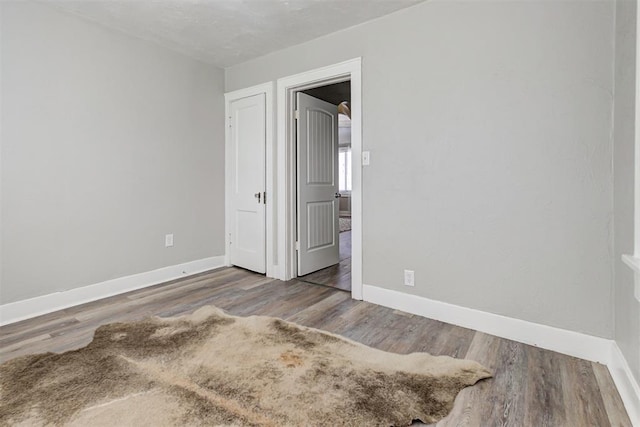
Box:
<box><xmin>49</xmin><ymin>0</ymin><xmax>425</xmax><ymax>68</ymax></box>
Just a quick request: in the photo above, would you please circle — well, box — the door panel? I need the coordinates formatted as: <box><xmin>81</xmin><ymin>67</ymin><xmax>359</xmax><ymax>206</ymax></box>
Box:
<box><xmin>297</xmin><ymin>92</ymin><xmax>339</xmax><ymax>276</ymax></box>
<box><xmin>307</xmin><ymin>201</ymin><xmax>335</xmax><ymax>250</ymax></box>
<box><xmin>229</xmin><ymin>94</ymin><xmax>266</xmax><ymax>274</ymax></box>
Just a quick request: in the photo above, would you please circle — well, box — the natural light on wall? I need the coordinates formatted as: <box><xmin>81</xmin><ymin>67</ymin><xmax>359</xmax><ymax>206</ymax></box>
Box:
<box><xmin>339</xmin><ymin>148</ymin><xmax>352</xmax><ymax>192</ymax></box>
<box><xmin>338</xmin><ymin>113</ymin><xmax>352</xmax><ymax>193</ymax></box>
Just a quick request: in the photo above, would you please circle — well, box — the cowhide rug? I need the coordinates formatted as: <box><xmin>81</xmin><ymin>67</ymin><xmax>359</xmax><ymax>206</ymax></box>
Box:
<box><xmin>0</xmin><ymin>306</ymin><xmax>491</xmax><ymax>426</ymax></box>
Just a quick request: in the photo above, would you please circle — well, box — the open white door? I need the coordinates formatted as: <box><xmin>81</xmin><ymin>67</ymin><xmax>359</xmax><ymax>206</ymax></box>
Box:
<box><xmin>296</xmin><ymin>92</ymin><xmax>339</xmax><ymax>276</ymax></box>
<box><xmin>229</xmin><ymin>94</ymin><xmax>266</xmax><ymax>274</ymax></box>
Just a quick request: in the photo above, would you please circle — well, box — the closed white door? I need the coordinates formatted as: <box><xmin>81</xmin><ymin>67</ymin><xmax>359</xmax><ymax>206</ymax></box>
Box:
<box><xmin>229</xmin><ymin>94</ymin><xmax>266</xmax><ymax>273</ymax></box>
<box><xmin>296</xmin><ymin>92</ymin><xmax>339</xmax><ymax>276</ymax></box>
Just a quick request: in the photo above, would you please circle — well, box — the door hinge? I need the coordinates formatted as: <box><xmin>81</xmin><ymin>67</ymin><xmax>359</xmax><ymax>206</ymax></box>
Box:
<box><xmin>295</xmin><ymin>241</ymin><xmax>300</xmax><ymax>251</ymax></box>
<box><xmin>294</xmin><ymin>110</ymin><xmax>300</xmax><ymax>120</ymax></box>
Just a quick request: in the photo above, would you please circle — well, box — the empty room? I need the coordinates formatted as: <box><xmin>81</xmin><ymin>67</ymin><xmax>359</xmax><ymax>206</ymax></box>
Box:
<box><xmin>1</xmin><ymin>0</ymin><xmax>639</xmax><ymax>425</ymax></box>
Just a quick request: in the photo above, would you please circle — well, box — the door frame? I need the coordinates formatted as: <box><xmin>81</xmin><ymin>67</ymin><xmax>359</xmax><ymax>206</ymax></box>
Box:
<box><xmin>224</xmin><ymin>82</ymin><xmax>275</xmax><ymax>277</ymax></box>
<box><xmin>276</xmin><ymin>58</ymin><xmax>363</xmax><ymax>300</ymax></box>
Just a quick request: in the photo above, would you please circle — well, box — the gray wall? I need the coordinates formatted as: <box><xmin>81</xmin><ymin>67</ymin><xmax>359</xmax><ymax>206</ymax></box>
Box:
<box><xmin>613</xmin><ymin>0</ymin><xmax>640</xmax><ymax>383</ymax></box>
<box><xmin>226</xmin><ymin>0</ymin><xmax>616</xmax><ymax>337</ymax></box>
<box><xmin>1</xmin><ymin>2</ymin><xmax>225</xmax><ymax>304</ymax></box>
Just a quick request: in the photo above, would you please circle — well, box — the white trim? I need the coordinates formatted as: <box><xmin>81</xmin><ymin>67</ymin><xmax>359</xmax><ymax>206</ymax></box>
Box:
<box><xmin>276</xmin><ymin>58</ymin><xmax>363</xmax><ymax>300</ymax></box>
<box><xmin>0</xmin><ymin>256</ymin><xmax>226</xmax><ymax>326</ymax></box>
<box><xmin>362</xmin><ymin>284</ymin><xmax>613</xmax><ymax>364</ymax></box>
<box><xmin>622</xmin><ymin>255</ymin><xmax>640</xmax><ymax>301</ymax></box>
<box><xmin>363</xmin><ymin>284</ymin><xmax>640</xmax><ymax>422</ymax></box>
<box><xmin>610</xmin><ymin>343</ymin><xmax>640</xmax><ymax>425</ymax></box>
<box><xmin>224</xmin><ymin>82</ymin><xmax>277</xmax><ymax>278</ymax></box>
<box><xmin>623</xmin><ymin>254</ymin><xmax>640</xmax><ymax>274</ymax></box>
<box><xmin>612</xmin><ymin>9</ymin><xmax>640</xmax><ymax>424</ymax></box>
<box><xmin>363</xmin><ymin>285</ymin><xmax>640</xmax><ymax>420</ymax></box>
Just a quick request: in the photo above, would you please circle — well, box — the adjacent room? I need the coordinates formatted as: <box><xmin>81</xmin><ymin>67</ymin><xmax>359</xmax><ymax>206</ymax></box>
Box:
<box><xmin>1</xmin><ymin>0</ymin><xmax>639</xmax><ymax>425</ymax></box>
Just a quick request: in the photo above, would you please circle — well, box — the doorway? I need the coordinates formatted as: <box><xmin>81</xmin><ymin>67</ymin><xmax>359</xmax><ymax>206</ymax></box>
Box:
<box><xmin>276</xmin><ymin>58</ymin><xmax>362</xmax><ymax>300</ymax></box>
<box><xmin>296</xmin><ymin>82</ymin><xmax>352</xmax><ymax>292</ymax></box>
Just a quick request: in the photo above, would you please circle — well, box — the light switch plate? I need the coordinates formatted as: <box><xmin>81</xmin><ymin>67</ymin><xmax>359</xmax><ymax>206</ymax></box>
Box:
<box><xmin>362</xmin><ymin>151</ymin><xmax>370</xmax><ymax>166</ymax></box>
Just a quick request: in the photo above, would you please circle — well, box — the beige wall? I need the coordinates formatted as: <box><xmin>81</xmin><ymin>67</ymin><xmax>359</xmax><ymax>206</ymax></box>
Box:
<box><xmin>226</xmin><ymin>0</ymin><xmax>616</xmax><ymax>338</ymax></box>
<box><xmin>0</xmin><ymin>2</ymin><xmax>226</xmax><ymax>304</ymax></box>
<box><xmin>613</xmin><ymin>0</ymin><xmax>640</xmax><ymax>383</ymax></box>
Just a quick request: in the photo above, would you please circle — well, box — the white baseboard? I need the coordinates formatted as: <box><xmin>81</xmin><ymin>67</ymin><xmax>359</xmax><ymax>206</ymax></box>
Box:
<box><xmin>363</xmin><ymin>284</ymin><xmax>640</xmax><ymax>423</ymax></box>
<box><xmin>362</xmin><ymin>284</ymin><xmax>613</xmax><ymax>364</ymax></box>
<box><xmin>609</xmin><ymin>343</ymin><xmax>640</xmax><ymax>425</ymax></box>
<box><xmin>0</xmin><ymin>256</ymin><xmax>226</xmax><ymax>326</ymax></box>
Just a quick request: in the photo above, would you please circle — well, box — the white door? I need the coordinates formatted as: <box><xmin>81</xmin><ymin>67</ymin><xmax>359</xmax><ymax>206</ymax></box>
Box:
<box><xmin>296</xmin><ymin>92</ymin><xmax>339</xmax><ymax>276</ymax></box>
<box><xmin>229</xmin><ymin>94</ymin><xmax>266</xmax><ymax>273</ymax></box>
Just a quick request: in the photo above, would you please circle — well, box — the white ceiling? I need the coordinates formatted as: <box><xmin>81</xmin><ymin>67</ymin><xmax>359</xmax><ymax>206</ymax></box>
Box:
<box><xmin>49</xmin><ymin>0</ymin><xmax>425</xmax><ymax>68</ymax></box>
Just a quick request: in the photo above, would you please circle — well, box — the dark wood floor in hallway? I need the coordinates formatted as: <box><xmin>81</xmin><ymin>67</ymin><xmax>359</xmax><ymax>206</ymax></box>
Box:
<box><xmin>0</xmin><ymin>267</ymin><xmax>632</xmax><ymax>426</ymax></box>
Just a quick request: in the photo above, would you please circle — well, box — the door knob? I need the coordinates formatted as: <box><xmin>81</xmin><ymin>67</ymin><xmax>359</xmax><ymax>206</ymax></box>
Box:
<box><xmin>335</xmin><ymin>193</ymin><xmax>342</xmax><ymax>198</ymax></box>
<box><xmin>255</xmin><ymin>192</ymin><xmax>261</xmax><ymax>203</ymax></box>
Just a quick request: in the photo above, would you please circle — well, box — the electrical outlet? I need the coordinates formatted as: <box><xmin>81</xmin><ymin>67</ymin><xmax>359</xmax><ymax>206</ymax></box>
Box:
<box><xmin>165</xmin><ymin>234</ymin><xmax>174</xmax><ymax>247</ymax></box>
<box><xmin>404</xmin><ymin>269</ymin><xmax>414</xmax><ymax>287</ymax></box>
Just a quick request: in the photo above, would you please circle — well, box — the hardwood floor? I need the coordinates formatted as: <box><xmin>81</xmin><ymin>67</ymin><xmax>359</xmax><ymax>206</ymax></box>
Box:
<box><xmin>299</xmin><ymin>230</ymin><xmax>351</xmax><ymax>291</ymax></box>
<box><xmin>0</xmin><ymin>266</ymin><xmax>632</xmax><ymax>426</ymax></box>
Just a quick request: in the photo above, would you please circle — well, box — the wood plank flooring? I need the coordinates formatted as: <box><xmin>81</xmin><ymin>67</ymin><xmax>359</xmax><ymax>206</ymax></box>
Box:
<box><xmin>0</xmin><ymin>267</ymin><xmax>632</xmax><ymax>426</ymax></box>
<box><xmin>299</xmin><ymin>230</ymin><xmax>351</xmax><ymax>291</ymax></box>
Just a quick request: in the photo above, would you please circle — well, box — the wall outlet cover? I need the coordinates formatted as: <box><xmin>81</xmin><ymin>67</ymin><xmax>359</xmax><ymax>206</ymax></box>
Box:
<box><xmin>404</xmin><ymin>269</ymin><xmax>415</xmax><ymax>286</ymax></box>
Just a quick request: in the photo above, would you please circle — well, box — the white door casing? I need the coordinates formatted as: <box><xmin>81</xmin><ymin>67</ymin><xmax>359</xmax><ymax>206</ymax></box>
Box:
<box><xmin>296</xmin><ymin>93</ymin><xmax>340</xmax><ymax>276</ymax></box>
<box><xmin>276</xmin><ymin>58</ymin><xmax>362</xmax><ymax>300</ymax></box>
<box><xmin>228</xmin><ymin>93</ymin><xmax>266</xmax><ymax>273</ymax></box>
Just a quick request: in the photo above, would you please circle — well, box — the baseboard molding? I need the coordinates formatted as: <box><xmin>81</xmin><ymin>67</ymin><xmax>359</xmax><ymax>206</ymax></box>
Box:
<box><xmin>609</xmin><ymin>343</ymin><xmax>640</xmax><ymax>425</ymax></box>
<box><xmin>0</xmin><ymin>256</ymin><xmax>226</xmax><ymax>326</ymax></box>
<box><xmin>362</xmin><ymin>284</ymin><xmax>640</xmax><ymax>421</ymax></box>
<box><xmin>362</xmin><ymin>284</ymin><xmax>613</xmax><ymax>364</ymax></box>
